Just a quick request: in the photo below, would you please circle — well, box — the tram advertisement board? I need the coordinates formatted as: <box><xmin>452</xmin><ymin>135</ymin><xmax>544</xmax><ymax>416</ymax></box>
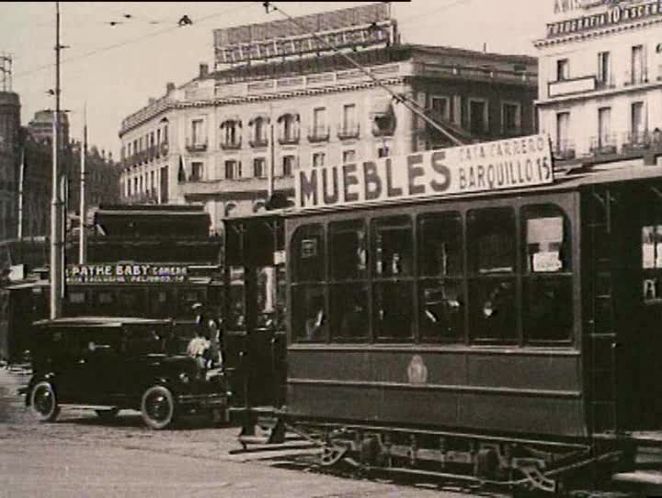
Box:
<box><xmin>66</xmin><ymin>264</ymin><xmax>188</xmax><ymax>284</ymax></box>
<box><xmin>295</xmin><ymin>134</ymin><xmax>553</xmax><ymax>210</ymax></box>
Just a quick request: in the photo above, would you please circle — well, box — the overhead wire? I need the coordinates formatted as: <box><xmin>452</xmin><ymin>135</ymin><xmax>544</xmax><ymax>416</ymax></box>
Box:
<box><xmin>12</xmin><ymin>3</ymin><xmax>246</xmax><ymax>81</ymax></box>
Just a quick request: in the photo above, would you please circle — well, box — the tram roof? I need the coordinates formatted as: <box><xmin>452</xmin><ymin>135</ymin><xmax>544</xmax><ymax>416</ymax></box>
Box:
<box><xmin>283</xmin><ymin>162</ymin><xmax>662</xmax><ymax>217</ymax></box>
<box><xmin>33</xmin><ymin>316</ymin><xmax>172</xmax><ymax>328</ymax></box>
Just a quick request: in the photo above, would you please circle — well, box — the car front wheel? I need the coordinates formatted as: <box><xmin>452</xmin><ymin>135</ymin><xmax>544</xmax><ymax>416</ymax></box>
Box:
<box><xmin>140</xmin><ymin>385</ymin><xmax>176</xmax><ymax>430</ymax></box>
<box><xmin>30</xmin><ymin>381</ymin><xmax>60</xmax><ymax>422</ymax></box>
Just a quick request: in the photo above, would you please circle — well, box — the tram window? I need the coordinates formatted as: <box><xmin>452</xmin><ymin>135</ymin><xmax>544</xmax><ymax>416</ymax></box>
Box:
<box><xmin>292</xmin><ymin>285</ymin><xmax>326</xmax><ymax>342</ymax></box>
<box><xmin>292</xmin><ymin>224</ymin><xmax>324</xmax><ymax>282</ymax></box>
<box><xmin>372</xmin><ymin>216</ymin><xmax>413</xmax><ymax>277</ymax></box>
<box><xmin>642</xmin><ymin>225</ymin><xmax>662</xmax><ymax>270</ymax></box>
<box><xmin>227</xmin><ymin>269</ymin><xmax>246</xmax><ymax>330</ymax></box>
<box><xmin>256</xmin><ymin>267</ymin><xmax>277</xmax><ymax>328</ymax></box>
<box><xmin>469</xmin><ymin>278</ymin><xmax>517</xmax><ymax>343</ymax></box>
<box><xmin>68</xmin><ymin>292</ymin><xmax>86</xmax><ymax>304</ymax></box>
<box><xmin>330</xmin><ymin>284</ymin><xmax>369</xmax><ymax>341</ymax></box>
<box><xmin>523</xmin><ymin>277</ymin><xmax>573</xmax><ymax>342</ymax></box>
<box><xmin>329</xmin><ymin>220</ymin><xmax>366</xmax><ymax>280</ymax></box>
<box><xmin>418</xmin><ymin>212</ymin><xmax>463</xmax><ymax>277</ymax></box>
<box><xmin>419</xmin><ymin>279</ymin><xmax>464</xmax><ymax>342</ymax></box>
<box><xmin>373</xmin><ymin>282</ymin><xmax>414</xmax><ymax>341</ymax></box>
<box><xmin>97</xmin><ymin>292</ymin><xmax>114</xmax><ymax>305</ymax></box>
<box><xmin>523</xmin><ymin>205</ymin><xmax>570</xmax><ymax>273</ymax></box>
<box><xmin>468</xmin><ymin>208</ymin><xmax>515</xmax><ymax>274</ymax></box>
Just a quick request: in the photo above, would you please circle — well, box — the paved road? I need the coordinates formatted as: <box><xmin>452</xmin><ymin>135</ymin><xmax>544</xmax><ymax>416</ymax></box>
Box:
<box><xmin>0</xmin><ymin>367</ymin><xmax>474</xmax><ymax>498</ymax></box>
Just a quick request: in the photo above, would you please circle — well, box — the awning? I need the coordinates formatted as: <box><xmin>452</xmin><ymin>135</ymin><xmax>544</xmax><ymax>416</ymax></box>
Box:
<box><xmin>220</xmin><ymin>118</ymin><xmax>242</xmax><ymax>128</ymax></box>
<box><xmin>370</xmin><ymin>98</ymin><xmax>393</xmax><ymax>116</ymax></box>
<box><xmin>248</xmin><ymin>115</ymin><xmax>270</xmax><ymax>126</ymax></box>
<box><xmin>277</xmin><ymin>112</ymin><xmax>300</xmax><ymax>123</ymax></box>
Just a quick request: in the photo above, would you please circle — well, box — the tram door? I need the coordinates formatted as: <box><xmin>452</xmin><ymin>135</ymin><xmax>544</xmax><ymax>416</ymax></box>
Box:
<box><xmin>584</xmin><ymin>183</ymin><xmax>662</xmax><ymax>432</ymax></box>
<box><xmin>224</xmin><ymin>215</ymin><xmax>286</xmax><ymax>409</ymax></box>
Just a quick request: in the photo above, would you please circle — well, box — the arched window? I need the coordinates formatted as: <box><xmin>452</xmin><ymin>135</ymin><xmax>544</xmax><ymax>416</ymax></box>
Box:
<box><xmin>220</xmin><ymin>119</ymin><xmax>242</xmax><ymax>149</ymax></box>
<box><xmin>277</xmin><ymin>113</ymin><xmax>300</xmax><ymax>144</ymax></box>
<box><xmin>249</xmin><ymin>115</ymin><xmax>269</xmax><ymax>147</ymax></box>
<box><xmin>224</xmin><ymin>202</ymin><xmax>237</xmax><ymax>217</ymax></box>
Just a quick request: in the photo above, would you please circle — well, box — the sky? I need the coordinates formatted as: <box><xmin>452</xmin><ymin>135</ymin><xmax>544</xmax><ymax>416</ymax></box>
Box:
<box><xmin>0</xmin><ymin>1</ymin><xmax>550</xmax><ymax>158</ymax></box>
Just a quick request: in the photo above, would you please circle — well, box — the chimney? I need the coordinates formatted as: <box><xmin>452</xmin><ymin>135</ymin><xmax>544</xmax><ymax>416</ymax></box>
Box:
<box><xmin>166</xmin><ymin>82</ymin><xmax>175</xmax><ymax>94</ymax></box>
<box><xmin>199</xmin><ymin>63</ymin><xmax>209</xmax><ymax>78</ymax></box>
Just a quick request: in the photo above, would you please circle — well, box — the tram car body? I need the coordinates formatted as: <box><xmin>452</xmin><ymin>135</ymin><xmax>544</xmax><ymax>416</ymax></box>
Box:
<box><xmin>282</xmin><ymin>157</ymin><xmax>662</xmax><ymax>490</ymax></box>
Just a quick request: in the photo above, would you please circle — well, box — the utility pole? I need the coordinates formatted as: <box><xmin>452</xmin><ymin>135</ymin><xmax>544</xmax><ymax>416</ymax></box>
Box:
<box><xmin>78</xmin><ymin>103</ymin><xmax>87</xmax><ymax>264</ymax></box>
<box><xmin>268</xmin><ymin>122</ymin><xmax>275</xmax><ymax>198</ymax></box>
<box><xmin>17</xmin><ymin>146</ymin><xmax>24</xmax><ymax>240</ymax></box>
<box><xmin>50</xmin><ymin>0</ymin><xmax>63</xmax><ymax>319</ymax></box>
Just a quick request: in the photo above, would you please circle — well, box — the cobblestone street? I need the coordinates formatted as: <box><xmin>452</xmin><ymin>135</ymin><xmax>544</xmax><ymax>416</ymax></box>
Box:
<box><xmin>0</xmin><ymin>367</ymin><xmax>473</xmax><ymax>498</ymax></box>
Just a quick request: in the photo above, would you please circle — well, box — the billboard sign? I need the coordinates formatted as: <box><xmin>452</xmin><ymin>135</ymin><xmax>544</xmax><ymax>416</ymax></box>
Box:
<box><xmin>214</xmin><ymin>3</ymin><xmax>393</xmax><ymax>65</ymax></box>
<box><xmin>295</xmin><ymin>134</ymin><xmax>553</xmax><ymax>210</ymax></box>
<box><xmin>547</xmin><ymin>0</ymin><xmax>660</xmax><ymax>36</ymax></box>
<box><xmin>66</xmin><ymin>264</ymin><xmax>188</xmax><ymax>284</ymax></box>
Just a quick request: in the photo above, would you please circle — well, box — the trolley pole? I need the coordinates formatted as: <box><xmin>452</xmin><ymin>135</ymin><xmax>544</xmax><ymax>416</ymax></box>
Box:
<box><xmin>78</xmin><ymin>103</ymin><xmax>87</xmax><ymax>264</ymax></box>
<box><xmin>49</xmin><ymin>0</ymin><xmax>63</xmax><ymax>319</ymax></box>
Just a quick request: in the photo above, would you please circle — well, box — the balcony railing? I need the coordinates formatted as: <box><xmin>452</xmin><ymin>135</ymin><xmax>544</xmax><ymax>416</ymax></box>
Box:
<box><xmin>590</xmin><ymin>135</ymin><xmax>618</xmax><ymax>156</ymax></box>
<box><xmin>278</xmin><ymin>132</ymin><xmax>300</xmax><ymax>145</ymax></box>
<box><xmin>185</xmin><ymin>138</ymin><xmax>208</xmax><ymax>152</ymax></box>
<box><xmin>338</xmin><ymin>124</ymin><xmax>360</xmax><ymax>140</ymax></box>
<box><xmin>307</xmin><ymin>126</ymin><xmax>330</xmax><ymax>143</ymax></box>
<box><xmin>160</xmin><ymin>141</ymin><xmax>169</xmax><ymax>157</ymax></box>
<box><xmin>552</xmin><ymin>140</ymin><xmax>576</xmax><ymax>161</ymax></box>
<box><xmin>248</xmin><ymin>136</ymin><xmax>268</xmax><ymax>148</ymax></box>
<box><xmin>624</xmin><ymin>69</ymin><xmax>649</xmax><ymax>87</ymax></box>
<box><xmin>219</xmin><ymin>139</ymin><xmax>242</xmax><ymax>150</ymax></box>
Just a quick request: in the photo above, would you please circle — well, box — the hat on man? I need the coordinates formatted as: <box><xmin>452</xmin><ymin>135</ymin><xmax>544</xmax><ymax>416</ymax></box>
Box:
<box><xmin>191</xmin><ymin>302</ymin><xmax>203</xmax><ymax>311</ymax></box>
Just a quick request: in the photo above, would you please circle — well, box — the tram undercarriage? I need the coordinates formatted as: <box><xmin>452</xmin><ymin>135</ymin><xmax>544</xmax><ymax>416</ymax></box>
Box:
<box><xmin>280</xmin><ymin>418</ymin><xmax>646</xmax><ymax>494</ymax></box>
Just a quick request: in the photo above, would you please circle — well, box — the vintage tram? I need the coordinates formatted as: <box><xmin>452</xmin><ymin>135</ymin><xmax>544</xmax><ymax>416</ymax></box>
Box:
<box><xmin>276</xmin><ymin>135</ymin><xmax>662</xmax><ymax>492</ymax></box>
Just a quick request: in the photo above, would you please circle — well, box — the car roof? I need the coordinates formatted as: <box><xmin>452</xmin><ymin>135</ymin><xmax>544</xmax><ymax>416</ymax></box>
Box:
<box><xmin>33</xmin><ymin>316</ymin><xmax>172</xmax><ymax>329</ymax></box>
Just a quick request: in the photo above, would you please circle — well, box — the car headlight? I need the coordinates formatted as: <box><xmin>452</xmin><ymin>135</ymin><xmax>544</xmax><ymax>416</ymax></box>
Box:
<box><xmin>179</xmin><ymin>372</ymin><xmax>190</xmax><ymax>384</ymax></box>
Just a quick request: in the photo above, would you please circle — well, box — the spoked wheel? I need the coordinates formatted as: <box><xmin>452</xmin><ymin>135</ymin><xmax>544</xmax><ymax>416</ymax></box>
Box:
<box><xmin>320</xmin><ymin>443</ymin><xmax>349</xmax><ymax>466</ymax></box>
<box><xmin>30</xmin><ymin>381</ymin><xmax>60</xmax><ymax>422</ymax></box>
<box><xmin>94</xmin><ymin>408</ymin><xmax>120</xmax><ymax>422</ymax></box>
<box><xmin>140</xmin><ymin>385</ymin><xmax>176</xmax><ymax>430</ymax></box>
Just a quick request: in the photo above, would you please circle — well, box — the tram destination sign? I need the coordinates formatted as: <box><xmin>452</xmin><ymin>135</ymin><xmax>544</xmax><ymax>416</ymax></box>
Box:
<box><xmin>295</xmin><ymin>134</ymin><xmax>553</xmax><ymax>210</ymax></box>
<box><xmin>66</xmin><ymin>264</ymin><xmax>188</xmax><ymax>284</ymax></box>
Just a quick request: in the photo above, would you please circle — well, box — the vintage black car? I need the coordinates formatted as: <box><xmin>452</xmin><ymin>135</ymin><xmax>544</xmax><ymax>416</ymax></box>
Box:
<box><xmin>25</xmin><ymin>317</ymin><xmax>230</xmax><ymax>429</ymax></box>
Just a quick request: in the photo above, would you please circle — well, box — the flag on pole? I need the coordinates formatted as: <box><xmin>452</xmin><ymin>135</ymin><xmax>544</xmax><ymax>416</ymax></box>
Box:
<box><xmin>177</xmin><ymin>155</ymin><xmax>186</xmax><ymax>183</ymax></box>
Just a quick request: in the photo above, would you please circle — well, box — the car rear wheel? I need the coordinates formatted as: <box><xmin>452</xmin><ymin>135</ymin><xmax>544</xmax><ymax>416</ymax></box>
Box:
<box><xmin>30</xmin><ymin>381</ymin><xmax>60</xmax><ymax>422</ymax></box>
<box><xmin>95</xmin><ymin>408</ymin><xmax>120</xmax><ymax>421</ymax></box>
<box><xmin>140</xmin><ymin>385</ymin><xmax>175</xmax><ymax>430</ymax></box>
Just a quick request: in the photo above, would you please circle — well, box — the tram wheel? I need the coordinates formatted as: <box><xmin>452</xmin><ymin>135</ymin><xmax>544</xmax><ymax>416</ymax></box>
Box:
<box><xmin>320</xmin><ymin>443</ymin><xmax>349</xmax><ymax>466</ymax></box>
<box><xmin>30</xmin><ymin>381</ymin><xmax>60</xmax><ymax>422</ymax></box>
<box><xmin>140</xmin><ymin>385</ymin><xmax>176</xmax><ymax>430</ymax></box>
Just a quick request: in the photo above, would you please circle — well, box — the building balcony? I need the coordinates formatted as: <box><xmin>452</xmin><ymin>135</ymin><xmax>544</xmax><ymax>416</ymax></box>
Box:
<box><xmin>624</xmin><ymin>70</ymin><xmax>649</xmax><ymax>87</ymax></box>
<box><xmin>552</xmin><ymin>140</ymin><xmax>576</xmax><ymax>161</ymax></box>
<box><xmin>307</xmin><ymin>126</ymin><xmax>330</xmax><ymax>143</ymax></box>
<box><xmin>219</xmin><ymin>139</ymin><xmax>242</xmax><ymax>151</ymax></box>
<box><xmin>337</xmin><ymin>124</ymin><xmax>360</xmax><ymax>140</ymax></box>
<box><xmin>278</xmin><ymin>133</ymin><xmax>300</xmax><ymax>145</ymax></box>
<box><xmin>185</xmin><ymin>138</ymin><xmax>208</xmax><ymax>152</ymax></box>
<box><xmin>589</xmin><ymin>135</ymin><xmax>618</xmax><ymax>156</ymax></box>
<box><xmin>179</xmin><ymin>175</ymin><xmax>295</xmax><ymax>198</ymax></box>
<box><xmin>620</xmin><ymin>130</ymin><xmax>662</xmax><ymax>154</ymax></box>
<box><xmin>249</xmin><ymin>137</ymin><xmax>269</xmax><ymax>148</ymax></box>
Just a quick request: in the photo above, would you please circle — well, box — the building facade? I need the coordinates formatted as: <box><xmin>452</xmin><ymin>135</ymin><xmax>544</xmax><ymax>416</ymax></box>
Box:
<box><xmin>119</xmin><ymin>6</ymin><xmax>538</xmax><ymax>233</ymax></box>
<box><xmin>535</xmin><ymin>0</ymin><xmax>662</xmax><ymax>163</ymax></box>
<box><xmin>0</xmin><ymin>91</ymin><xmax>20</xmax><ymax>242</ymax></box>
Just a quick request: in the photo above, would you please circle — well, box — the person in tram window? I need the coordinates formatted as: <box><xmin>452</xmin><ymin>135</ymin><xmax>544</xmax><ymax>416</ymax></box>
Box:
<box><xmin>305</xmin><ymin>295</ymin><xmax>325</xmax><ymax>341</ymax></box>
<box><xmin>205</xmin><ymin>318</ymin><xmax>223</xmax><ymax>368</ymax></box>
